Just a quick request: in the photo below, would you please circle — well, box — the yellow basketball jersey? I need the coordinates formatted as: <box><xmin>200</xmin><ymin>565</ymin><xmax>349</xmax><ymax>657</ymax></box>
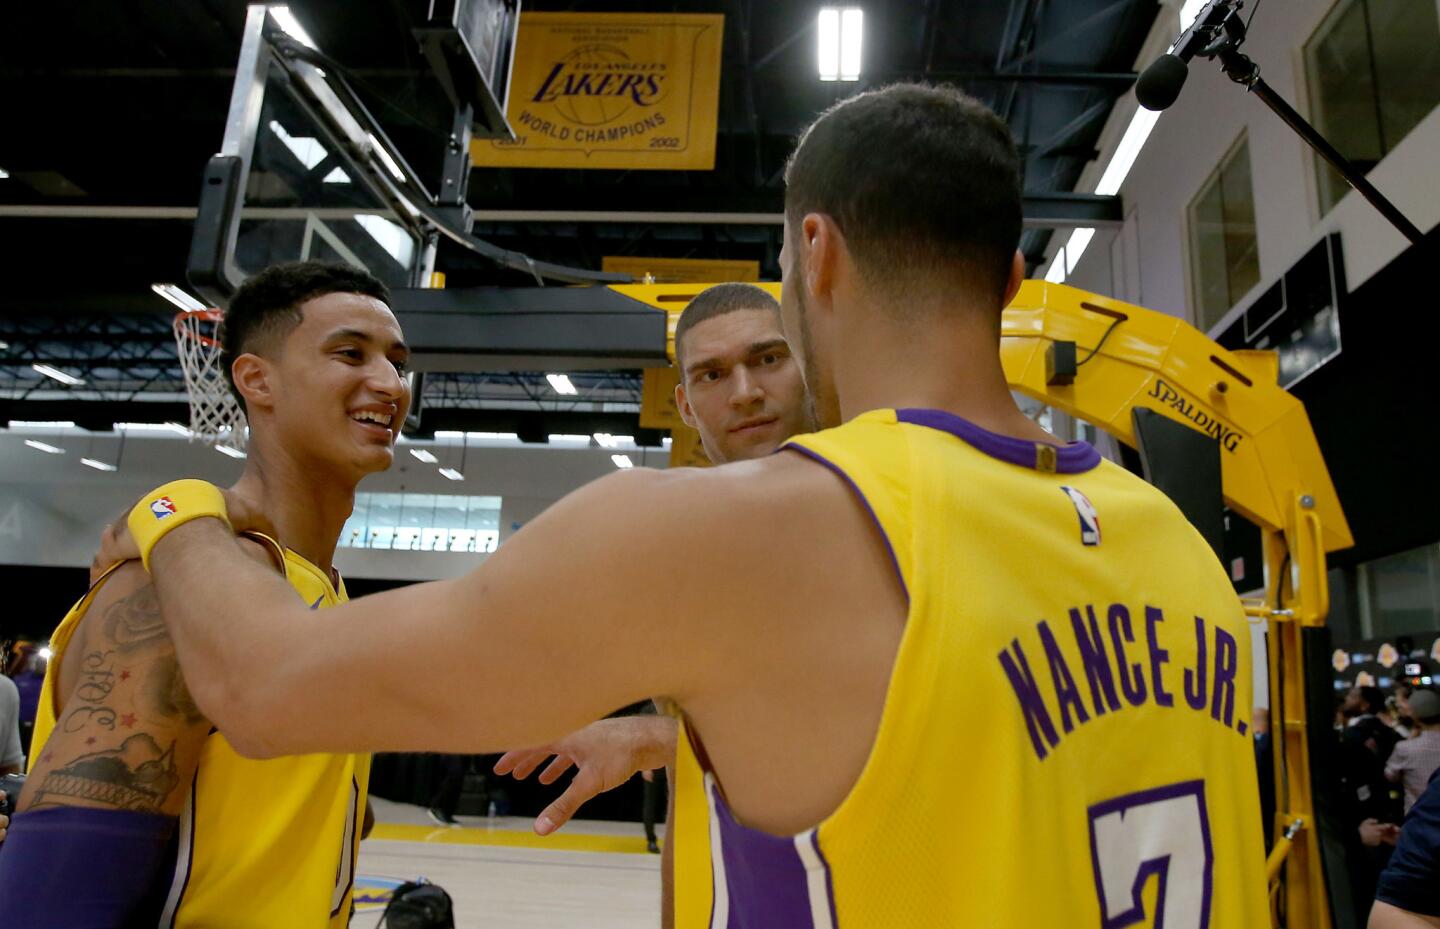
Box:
<box><xmin>672</xmin><ymin>408</ymin><xmax>1269</xmax><ymax>928</ymax></box>
<box><xmin>29</xmin><ymin>536</ymin><xmax>370</xmax><ymax>929</ymax></box>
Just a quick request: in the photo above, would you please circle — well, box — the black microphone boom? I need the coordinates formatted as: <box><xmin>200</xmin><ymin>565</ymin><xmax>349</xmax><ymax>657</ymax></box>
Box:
<box><xmin>1130</xmin><ymin>0</ymin><xmax>1423</xmax><ymax>243</ymax></box>
<box><xmin>1135</xmin><ymin>54</ymin><xmax>1190</xmax><ymax>111</ymax></box>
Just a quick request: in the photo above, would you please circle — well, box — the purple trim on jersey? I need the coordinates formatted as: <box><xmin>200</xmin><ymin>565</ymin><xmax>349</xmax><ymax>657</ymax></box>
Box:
<box><xmin>809</xmin><ymin>829</ymin><xmax>840</xmax><ymax>924</ymax></box>
<box><xmin>711</xmin><ymin>787</ymin><xmax>834</xmax><ymax>929</ymax></box>
<box><xmin>894</xmin><ymin>408</ymin><xmax>1102</xmax><ymax>473</ymax></box>
<box><xmin>784</xmin><ymin>444</ymin><xmax>909</xmax><ymax>603</ymax></box>
<box><xmin>0</xmin><ymin>806</ymin><xmax>177</xmax><ymax>927</ymax></box>
<box><xmin>1086</xmin><ymin>779</ymin><xmax>1214</xmax><ymax>929</ymax></box>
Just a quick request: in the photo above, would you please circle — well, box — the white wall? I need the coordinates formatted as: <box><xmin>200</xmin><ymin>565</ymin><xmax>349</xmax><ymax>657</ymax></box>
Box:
<box><xmin>1066</xmin><ymin>0</ymin><xmax>1440</xmax><ymax>325</ymax></box>
<box><xmin>0</xmin><ymin>430</ymin><xmax>658</xmax><ymax>580</ymax></box>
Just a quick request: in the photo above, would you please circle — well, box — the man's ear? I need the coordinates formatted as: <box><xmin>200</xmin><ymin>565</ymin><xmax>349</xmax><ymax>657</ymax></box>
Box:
<box><xmin>675</xmin><ymin>381</ymin><xmax>697</xmax><ymax>429</ymax></box>
<box><xmin>230</xmin><ymin>353</ymin><xmax>274</xmax><ymax>413</ymax></box>
<box><xmin>802</xmin><ymin>213</ymin><xmax>841</xmax><ymax>302</ymax></box>
<box><xmin>1002</xmin><ymin>249</ymin><xmax>1025</xmax><ymax>307</ymax></box>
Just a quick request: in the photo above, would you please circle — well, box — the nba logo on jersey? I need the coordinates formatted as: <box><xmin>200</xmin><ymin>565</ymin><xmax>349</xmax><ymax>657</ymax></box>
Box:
<box><xmin>1059</xmin><ymin>486</ymin><xmax>1101</xmax><ymax>546</ymax></box>
<box><xmin>150</xmin><ymin>496</ymin><xmax>177</xmax><ymax>520</ymax></box>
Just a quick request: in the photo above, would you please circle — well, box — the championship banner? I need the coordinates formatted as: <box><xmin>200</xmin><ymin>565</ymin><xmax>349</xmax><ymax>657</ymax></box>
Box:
<box><xmin>640</xmin><ymin>367</ymin><xmax>685</xmax><ymax>431</ymax></box>
<box><xmin>471</xmin><ymin>13</ymin><xmax>724</xmax><ymax>170</ymax></box>
<box><xmin>668</xmin><ymin>425</ymin><xmax>712</xmax><ymax>469</ymax></box>
<box><xmin>602</xmin><ymin>256</ymin><xmax>760</xmax><ymax>284</ymax></box>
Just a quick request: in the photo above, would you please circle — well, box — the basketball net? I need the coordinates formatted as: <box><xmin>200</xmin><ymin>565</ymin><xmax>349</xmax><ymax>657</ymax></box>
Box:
<box><xmin>173</xmin><ymin>310</ymin><xmax>248</xmax><ymax>451</ymax></box>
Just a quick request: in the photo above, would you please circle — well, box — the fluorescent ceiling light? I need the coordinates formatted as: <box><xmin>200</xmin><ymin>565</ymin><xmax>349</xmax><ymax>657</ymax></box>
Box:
<box><xmin>409</xmin><ymin>448</ymin><xmax>438</xmax><ymax>463</ymax></box>
<box><xmin>1064</xmin><ymin>228</ymin><xmax>1097</xmax><ymax>274</ymax></box>
<box><xmin>1044</xmin><ymin>253</ymin><xmax>1068</xmax><ymax>284</ymax></box>
<box><xmin>151</xmin><ymin>283</ymin><xmax>207</xmax><ymax>313</ymax></box>
<box><xmin>24</xmin><ymin>440</ymin><xmax>64</xmax><ymax>454</ymax></box>
<box><xmin>840</xmin><ymin>9</ymin><xmax>863</xmax><ymax>81</ymax></box>
<box><xmin>0</xmin><ymin>167</ymin><xmax>8</xmax><ymax>179</ymax></box>
<box><xmin>548</xmin><ymin>434</ymin><xmax>590</xmax><ymax>444</ymax></box>
<box><xmin>215</xmin><ymin>445</ymin><xmax>247</xmax><ymax>459</ymax></box>
<box><xmin>39</xmin><ymin>646</ymin><xmax>53</xmax><ymax>660</ymax></box>
<box><xmin>32</xmin><ymin>363</ymin><xmax>85</xmax><ymax>386</ymax></box>
<box><xmin>0</xmin><ymin>340</ymin><xmax>8</xmax><ymax>350</ymax></box>
<box><xmin>662</xmin><ymin>437</ymin><xmax>673</xmax><ymax>448</ymax></box>
<box><xmin>435</xmin><ymin>430</ymin><xmax>519</xmax><ymax>441</ymax></box>
<box><xmin>611</xmin><ymin>454</ymin><xmax>634</xmax><ymax>470</ymax></box>
<box><xmin>367</xmin><ymin>134</ymin><xmax>407</xmax><ymax>183</ymax></box>
<box><xmin>117</xmin><ymin>421</ymin><xmax>191</xmax><ymax>437</ymax></box>
<box><xmin>593</xmin><ymin>433</ymin><xmax>617</xmax><ymax>448</ymax></box>
<box><xmin>323</xmin><ymin>167</ymin><xmax>351</xmax><ymax>184</ymax></box>
<box><xmin>81</xmin><ymin>457</ymin><xmax>117</xmax><ymax>472</ymax></box>
<box><xmin>268</xmin><ymin>120</ymin><xmax>328</xmax><ymax>171</ymax></box>
<box><xmin>269</xmin><ymin>5</ymin><xmax>318</xmax><ymax>49</ymax></box>
<box><xmin>10</xmin><ymin>420</ymin><xmax>75</xmax><ymax>429</ymax></box>
<box><xmin>354</xmin><ymin>214</ymin><xmax>415</xmax><ymax>268</ymax></box>
<box><xmin>818</xmin><ymin>9</ymin><xmax>840</xmax><ymax>80</ymax></box>
<box><xmin>546</xmin><ymin>373</ymin><xmax>578</xmax><ymax>395</ymax></box>
<box><xmin>438</xmin><ymin>467</ymin><xmax>465</xmax><ymax>481</ymax></box>
<box><xmin>1094</xmin><ymin>107</ymin><xmax>1160</xmax><ymax>197</ymax></box>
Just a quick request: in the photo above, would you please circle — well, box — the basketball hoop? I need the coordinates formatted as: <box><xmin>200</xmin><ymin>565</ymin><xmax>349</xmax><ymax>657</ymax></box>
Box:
<box><xmin>173</xmin><ymin>309</ymin><xmax>247</xmax><ymax>450</ymax></box>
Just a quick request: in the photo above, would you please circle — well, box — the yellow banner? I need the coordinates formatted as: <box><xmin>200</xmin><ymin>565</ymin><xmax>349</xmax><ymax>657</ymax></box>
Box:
<box><xmin>602</xmin><ymin>256</ymin><xmax>760</xmax><ymax>284</ymax></box>
<box><xmin>471</xmin><ymin>13</ymin><xmax>724</xmax><ymax>170</ymax></box>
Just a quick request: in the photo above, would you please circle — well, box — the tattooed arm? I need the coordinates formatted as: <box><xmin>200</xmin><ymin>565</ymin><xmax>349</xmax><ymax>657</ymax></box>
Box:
<box><xmin>15</xmin><ymin>563</ymin><xmax>212</xmax><ymax>816</ymax></box>
<box><xmin>17</xmin><ymin>541</ymin><xmax>274</xmax><ymax>817</ymax></box>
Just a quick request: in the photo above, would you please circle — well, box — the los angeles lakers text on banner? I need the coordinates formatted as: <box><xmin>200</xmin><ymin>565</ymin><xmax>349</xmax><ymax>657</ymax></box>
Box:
<box><xmin>471</xmin><ymin>12</ymin><xmax>724</xmax><ymax>170</ymax></box>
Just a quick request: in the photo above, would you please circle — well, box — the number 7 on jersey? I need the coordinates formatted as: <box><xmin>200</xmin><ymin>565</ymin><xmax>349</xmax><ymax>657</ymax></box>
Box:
<box><xmin>1088</xmin><ymin>780</ymin><xmax>1215</xmax><ymax>929</ymax></box>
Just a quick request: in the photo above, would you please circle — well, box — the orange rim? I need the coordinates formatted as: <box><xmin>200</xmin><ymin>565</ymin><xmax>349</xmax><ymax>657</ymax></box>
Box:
<box><xmin>173</xmin><ymin>308</ymin><xmax>224</xmax><ymax>349</ymax></box>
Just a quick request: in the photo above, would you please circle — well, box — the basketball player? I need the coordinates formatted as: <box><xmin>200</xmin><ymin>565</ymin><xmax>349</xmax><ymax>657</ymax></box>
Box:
<box><xmin>101</xmin><ymin>85</ymin><xmax>1270</xmax><ymax>926</ymax></box>
<box><xmin>0</xmin><ymin>262</ymin><xmax>410</xmax><ymax>928</ymax></box>
<box><xmin>494</xmin><ymin>281</ymin><xmax>810</xmax><ymax>926</ymax></box>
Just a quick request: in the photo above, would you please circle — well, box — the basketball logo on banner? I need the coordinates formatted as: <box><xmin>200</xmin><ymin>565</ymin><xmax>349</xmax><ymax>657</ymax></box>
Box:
<box><xmin>472</xmin><ymin>13</ymin><xmax>724</xmax><ymax>170</ymax></box>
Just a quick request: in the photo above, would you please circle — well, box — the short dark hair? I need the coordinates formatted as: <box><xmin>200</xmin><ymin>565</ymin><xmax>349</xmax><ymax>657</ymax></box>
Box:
<box><xmin>784</xmin><ymin>83</ymin><xmax>1022</xmax><ymax>304</ymax></box>
<box><xmin>1355</xmin><ymin>685</ymin><xmax>1386</xmax><ymax>715</ymax></box>
<box><xmin>674</xmin><ymin>282</ymin><xmax>780</xmax><ymax>372</ymax></box>
<box><xmin>220</xmin><ymin>261</ymin><xmax>390</xmax><ymax>408</ymax></box>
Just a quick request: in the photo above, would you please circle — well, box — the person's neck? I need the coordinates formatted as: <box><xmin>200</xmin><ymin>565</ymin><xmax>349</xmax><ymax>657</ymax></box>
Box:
<box><xmin>833</xmin><ymin>297</ymin><xmax>1058</xmax><ymax>446</ymax></box>
<box><xmin>229</xmin><ymin>437</ymin><xmax>357</xmax><ymax>578</ymax></box>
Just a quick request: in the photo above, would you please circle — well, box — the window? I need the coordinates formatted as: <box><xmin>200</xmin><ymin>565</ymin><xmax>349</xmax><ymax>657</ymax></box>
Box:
<box><xmin>341</xmin><ymin>492</ymin><xmax>502</xmax><ymax>553</ymax></box>
<box><xmin>1187</xmin><ymin>136</ymin><xmax>1260</xmax><ymax>331</ymax></box>
<box><xmin>1304</xmin><ymin>0</ymin><xmax>1440</xmax><ymax>214</ymax></box>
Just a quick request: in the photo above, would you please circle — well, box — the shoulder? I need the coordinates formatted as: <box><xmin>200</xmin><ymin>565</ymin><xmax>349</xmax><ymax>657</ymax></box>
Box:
<box><xmin>0</xmin><ymin>674</ymin><xmax>16</xmax><ymax>701</ymax></box>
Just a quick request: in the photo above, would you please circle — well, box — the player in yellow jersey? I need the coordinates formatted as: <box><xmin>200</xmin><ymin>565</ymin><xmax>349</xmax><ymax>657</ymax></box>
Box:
<box><xmin>493</xmin><ymin>281</ymin><xmax>813</xmax><ymax>928</ymax></box>
<box><xmin>100</xmin><ymin>84</ymin><xmax>1269</xmax><ymax>928</ymax></box>
<box><xmin>0</xmin><ymin>261</ymin><xmax>410</xmax><ymax>928</ymax></box>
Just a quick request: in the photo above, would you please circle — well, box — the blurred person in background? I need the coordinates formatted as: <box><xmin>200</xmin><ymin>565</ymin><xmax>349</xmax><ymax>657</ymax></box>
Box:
<box><xmin>1387</xmin><ymin>690</ymin><xmax>1440</xmax><ymax>815</ymax></box>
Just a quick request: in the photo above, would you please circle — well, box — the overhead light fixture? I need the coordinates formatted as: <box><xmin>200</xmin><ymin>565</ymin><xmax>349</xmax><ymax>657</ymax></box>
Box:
<box><xmin>547</xmin><ymin>434</ymin><xmax>590</xmax><ymax>444</ymax></box>
<box><xmin>438</xmin><ymin>467</ymin><xmax>464</xmax><ymax>481</ymax></box>
<box><xmin>117</xmin><ymin>422</ymin><xmax>192</xmax><ymax>437</ymax></box>
<box><xmin>24</xmin><ymin>440</ymin><xmax>64</xmax><ymax>454</ymax></box>
<box><xmin>0</xmin><ymin>340</ymin><xmax>9</xmax><ymax>350</ymax></box>
<box><xmin>81</xmin><ymin>457</ymin><xmax>117</xmax><ymax>472</ymax></box>
<box><xmin>39</xmin><ymin>645</ymin><xmax>53</xmax><ymax>660</ymax></box>
<box><xmin>410</xmin><ymin>448</ymin><xmax>438</xmax><ymax>463</ymax></box>
<box><xmin>1179</xmin><ymin>0</ymin><xmax>1207</xmax><ymax>30</ymax></box>
<box><xmin>611</xmin><ymin>454</ymin><xmax>634</xmax><ymax>470</ymax></box>
<box><xmin>151</xmin><ymin>283</ymin><xmax>207</xmax><ymax>313</ymax></box>
<box><xmin>593</xmin><ymin>433</ymin><xmax>618</xmax><ymax>448</ymax></box>
<box><xmin>10</xmin><ymin>420</ymin><xmax>75</xmax><ymax>429</ymax></box>
<box><xmin>435</xmin><ymin>430</ymin><xmax>519</xmax><ymax>441</ymax></box>
<box><xmin>1064</xmin><ymin>228</ymin><xmax>1097</xmax><ymax>275</ymax></box>
<box><xmin>0</xmin><ymin>167</ymin><xmax>8</xmax><ymax>179</ymax></box>
<box><xmin>1044</xmin><ymin>250</ymin><xmax>1068</xmax><ymax>284</ymax></box>
<box><xmin>367</xmin><ymin>133</ymin><xmax>407</xmax><ymax>183</ymax></box>
<box><xmin>215</xmin><ymin>445</ymin><xmax>247</xmax><ymax>459</ymax></box>
<box><xmin>32</xmin><ymin>363</ymin><xmax>85</xmax><ymax>386</ymax></box>
<box><xmin>269</xmin><ymin>5</ymin><xmax>318</xmax><ymax>49</ymax></box>
<box><xmin>323</xmin><ymin>167</ymin><xmax>351</xmax><ymax>184</ymax></box>
<box><xmin>819</xmin><ymin>8</ymin><xmax>863</xmax><ymax>81</ymax></box>
<box><xmin>546</xmin><ymin>373</ymin><xmax>578</xmax><ymax>395</ymax></box>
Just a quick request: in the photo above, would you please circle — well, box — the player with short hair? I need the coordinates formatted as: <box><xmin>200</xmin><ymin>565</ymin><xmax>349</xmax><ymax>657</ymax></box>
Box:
<box><xmin>0</xmin><ymin>261</ymin><xmax>410</xmax><ymax>928</ymax></box>
<box><xmin>494</xmin><ymin>279</ymin><xmax>812</xmax><ymax>926</ymax></box>
<box><xmin>102</xmin><ymin>85</ymin><xmax>1269</xmax><ymax>926</ymax></box>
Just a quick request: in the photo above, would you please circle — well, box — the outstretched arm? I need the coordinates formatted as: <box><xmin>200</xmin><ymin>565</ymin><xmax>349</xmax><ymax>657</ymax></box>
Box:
<box><xmin>146</xmin><ymin>468</ymin><xmax>747</xmax><ymax>759</ymax></box>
